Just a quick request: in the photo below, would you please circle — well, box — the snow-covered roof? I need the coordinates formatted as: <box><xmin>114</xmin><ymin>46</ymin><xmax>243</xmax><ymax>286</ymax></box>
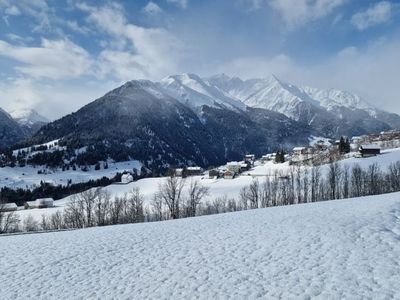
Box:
<box><xmin>1</xmin><ymin>203</ymin><xmax>17</xmax><ymax>209</ymax></box>
<box><xmin>187</xmin><ymin>167</ymin><xmax>202</xmax><ymax>171</ymax></box>
<box><xmin>360</xmin><ymin>144</ymin><xmax>380</xmax><ymax>150</ymax></box>
<box><xmin>227</xmin><ymin>161</ymin><xmax>241</xmax><ymax>166</ymax></box>
<box><xmin>293</xmin><ymin>147</ymin><xmax>306</xmax><ymax>151</ymax></box>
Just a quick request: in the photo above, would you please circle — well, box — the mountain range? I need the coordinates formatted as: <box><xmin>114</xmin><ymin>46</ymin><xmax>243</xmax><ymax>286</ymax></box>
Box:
<box><xmin>2</xmin><ymin>73</ymin><xmax>399</xmax><ymax>172</ymax></box>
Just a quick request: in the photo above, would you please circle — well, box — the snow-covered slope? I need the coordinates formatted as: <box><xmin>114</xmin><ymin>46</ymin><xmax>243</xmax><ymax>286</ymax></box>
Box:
<box><xmin>2</xmin><ymin>193</ymin><xmax>400</xmax><ymax>299</ymax></box>
<box><xmin>302</xmin><ymin>86</ymin><xmax>377</xmax><ymax>116</ymax></box>
<box><xmin>161</xmin><ymin>73</ymin><xmax>246</xmax><ymax>111</ymax></box>
<box><xmin>0</xmin><ymin>107</ymin><xmax>27</xmax><ymax>148</ymax></box>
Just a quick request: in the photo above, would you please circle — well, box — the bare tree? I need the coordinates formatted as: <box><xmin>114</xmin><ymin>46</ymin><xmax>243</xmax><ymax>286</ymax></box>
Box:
<box><xmin>150</xmin><ymin>193</ymin><xmax>164</xmax><ymax>221</ymax></box>
<box><xmin>0</xmin><ymin>200</ymin><xmax>20</xmax><ymax>234</ymax></box>
<box><xmin>328</xmin><ymin>161</ymin><xmax>342</xmax><ymax>199</ymax></box>
<box><xmin>186</xmin><ymin>179</ymin><xmax>210</xmax><ymax>217</ymax></box>
<box><xmin>126</xmin><ymin>188</ymin><xmax>145</xmax><ymax>223</ymax></box>
<box><xmin>351</xmin><ymin>164</ymin><xmax>364</xmax><ymax>197</ymax></box>
<box><xmin>388</xmin><ymin>161</ymin><xmax>400</xmax><ymax>192</ymax></box>
<box><xmin>342</xmin><ymin>165</ymin><xmax>350</xmax><ymax>199</ymax></box>
<box><xmin>158</xmin><ymin>175</ymin><xmax>185</xmax><ymax>219</ymax></box>
<box><xmin>94</xmin><ymin>189</ymin><xmax>111</xmax><ymax>226</ymax></box>
<box><xmin>310</xmin><ymin>165</ymin><xmax>321</xmax><ymax>202</ymax></box>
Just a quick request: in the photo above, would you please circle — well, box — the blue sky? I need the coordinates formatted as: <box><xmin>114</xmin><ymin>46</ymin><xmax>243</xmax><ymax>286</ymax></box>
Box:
<box><xmin>0</xmin><ymin>0</ymin><xmax>399</xmax><ymax>118</ymax></box>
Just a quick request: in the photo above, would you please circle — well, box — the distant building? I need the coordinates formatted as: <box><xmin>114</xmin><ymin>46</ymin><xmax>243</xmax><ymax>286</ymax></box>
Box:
<box><xmin>208</xmin><ymin>169</ymin><xmax>220</xmax><ymax>178</ymax></box>
<box><xmin>359</xmin><ymin>144</ymin><xmax>381</xmax><ymax>157</ymax></box>
<box><xmin>0</xmin><ymin>203</ymin><xmax>17</xmax><ymax>212</ymax></box>
<box><xmin>175</xmin><ymin>168</ymin><xmax>183</xmax><ymax>177</ymax></box>
<box><xmin>244</xmin><ymin>154</ymin><xmax>255</xmax><ymax>165</ymax></box>
<box><xmin>186</xmin><ymin>166</ymin><xmax>202</xmax><ymax>176</ymax></box>
<box><xmin>25</xmin><ymin>198</ymin><xmax>54</xmax><ymax>209</ymax></box>
<box><xmin>227</xmin><ymin>161</ymin><xmax>241</xmax><ymax>174</ymax></box>
<box><xmin>224</xmin><ymin>170</ymin><xmax>235</xmax><ymax>179</ymax></box>
<box><xmin>293</xmin><ymin>147</ymin><xmax>307</xmax><ymax>156</ymax></box>
<box><xmin>121</xmin><ymin>173</ymin><xmax>134</xmax><ymax>184</ymax></box>
<box><xmin>261</xmin><ymin>153</ymin><xmax>275</xmax><ymax>162</ymax></box>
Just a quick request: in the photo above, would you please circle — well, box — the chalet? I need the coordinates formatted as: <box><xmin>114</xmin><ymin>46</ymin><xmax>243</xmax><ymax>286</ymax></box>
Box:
<box><xmin>359</xmin><ymin>144</ymin><xmax>380</xmax><ymax>157</ymax></box>
<box><xmin>224</xmin><ymin>170</ymin><xmax>235</xmax><ymax>179</ymax></box>
<box><xmin>227</xmin><ymin>161</ymin><xmax>241</xmax><ymax>174</ymax></box>
<box><xmin>186</xmin><ymin>166</ymin><xmax>202</xmax><ymax>176</ymax></box>
<box><xmin>25</xmin><ymin>198</ymin><xmax>54</xmax><ymax>209</ymax></box>
<box><xmin>121</xmin><ymin>173</ymin><xmax>134</xmax><ymax>184</ymax></box>
<box><xmin>0</xmin><ymin>202</ymin><xmax>17</xmax><ymax>212</ymax></box>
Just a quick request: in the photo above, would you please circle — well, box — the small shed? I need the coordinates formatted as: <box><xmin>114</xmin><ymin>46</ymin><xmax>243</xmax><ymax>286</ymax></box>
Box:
<box><xmin>0</xmin><ymin>202</ymin><xmax>18</xmax><ymax>212</ymax></box>
<box><xmin>359</xmin><ymin>144</ymin><xmax>380</xmax><ymax>157</ymax></box>
<box><xmin>121</xmin><ymin>173</ymin><xmax>134</xmax><ymax>184</ymax></box>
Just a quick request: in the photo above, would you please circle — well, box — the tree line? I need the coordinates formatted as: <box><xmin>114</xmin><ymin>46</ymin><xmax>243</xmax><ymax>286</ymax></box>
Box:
<box><xmin>2</xmin><ymin>159</ymin><xmax>400</xmax><ymax>234</ymax></box>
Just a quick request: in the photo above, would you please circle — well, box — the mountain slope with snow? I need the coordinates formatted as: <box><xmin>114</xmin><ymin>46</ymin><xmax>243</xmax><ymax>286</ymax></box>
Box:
<box><xmin>1</xmin><ymin>193</ymin><xmax>400</xmax><ymax>299</ymax></box>
<box><xmin>161</xmin><ymin>73</ymin><xmax>246</xmax><ymax>111</ymax></box>
<box><xmin>0</xmin><ymin>108</ymin><xmax>27</xmax><ymax>149</ymax></box>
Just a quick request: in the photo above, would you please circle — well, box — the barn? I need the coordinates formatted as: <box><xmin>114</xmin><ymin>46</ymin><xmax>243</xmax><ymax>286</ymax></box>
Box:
<box><xmin>359</xmin><ymin>144</ymin><xmax>381</xmax><ymax>157</ymax></box>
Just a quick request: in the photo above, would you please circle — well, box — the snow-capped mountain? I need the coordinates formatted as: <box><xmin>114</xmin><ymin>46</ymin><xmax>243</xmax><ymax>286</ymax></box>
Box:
<box><xmin>161</xmin><ymin>73</ymin><xmax>246</xmax><ymax>111</ymax></box>
<box><xmin>3</xmin><ymin>72</ymin><xmax>400</xmax><ymax>170</ymax></box>
<box><xmin>26</xmin><ymin>80</ymin><xmax>308</xmax><ymax>172</ymax></box>
<box><xmin>208</xmin><ymin>73</ymin><xmax>400</xmax><ymax>135</ymax></box>
<box><xmin>10</xmin><ymin>108</ymin><xmax>49</xmax><ymax>128</ymax></box>
<box><xmin>9</xmin><ymin>108</ymin><xmax>49</xmax><ymax>138</ymax></box>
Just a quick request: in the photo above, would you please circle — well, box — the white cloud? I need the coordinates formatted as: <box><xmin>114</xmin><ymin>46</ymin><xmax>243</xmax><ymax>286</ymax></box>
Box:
<box><xmin>0</xmin><ymin>39</ymin><xmax>93</xmax><ymax>79</ymax></box>
<box><xmin>242</xmin><ymin>0</ymin><xmax>346</xmax><ymax>28</ymax></box>
<box><xmin>143</xmin><ymin>2</ymin><xmax>163</xmax><ymax>15</ymax></box>
<box><xmin>0</xmin><ymin>77</ymin><xmax>117</xmax><ymax>119</ymax></box>
<box><xmin>351</xmin><ymin>1</ymin><xmax>392</xmax><ymax>30</ymax></box>
<box><xmin>166</xmin><ymin>0</ymin><xmax>188</xmax><ymax>9</ymax></box>
<box><xmin>4</xmin><ymin>5</ymin><xmax>21</xmax><ymax>15</ymax></box>
<box><xmin>77</xmin><ymin>2</ymin><xmax>187</xmax><ymax>80</ymax></box>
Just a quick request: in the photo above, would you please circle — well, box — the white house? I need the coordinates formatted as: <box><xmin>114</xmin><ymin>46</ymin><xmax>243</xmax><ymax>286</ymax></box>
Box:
<box><xmin>121</xmin><ymin>173</ymin><xmax>134</xmax><ymax>184</ymax></box>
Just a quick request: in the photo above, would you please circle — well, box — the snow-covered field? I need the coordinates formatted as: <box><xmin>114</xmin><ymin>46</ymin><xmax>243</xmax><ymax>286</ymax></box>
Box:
<box><xmin>11</xmin><ymin>147</ymin><xmax>400</xmax><ymax>222</ymax></box>
<box><xmin>1</xmin><ymin>193</ymin><xmax>400</xmax><ymax>299</ymax></box>
<box><xmin>0</xmin><ymin>160</ymin><xmax>142</xmax><ymax>189</ymax></box>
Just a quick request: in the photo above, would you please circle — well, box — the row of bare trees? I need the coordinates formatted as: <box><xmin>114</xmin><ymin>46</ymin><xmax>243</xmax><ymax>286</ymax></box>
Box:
<box><xmin>2</xmin><ymin>160</ymin><xmax>400</xmax><ymax>234</ymax></box>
